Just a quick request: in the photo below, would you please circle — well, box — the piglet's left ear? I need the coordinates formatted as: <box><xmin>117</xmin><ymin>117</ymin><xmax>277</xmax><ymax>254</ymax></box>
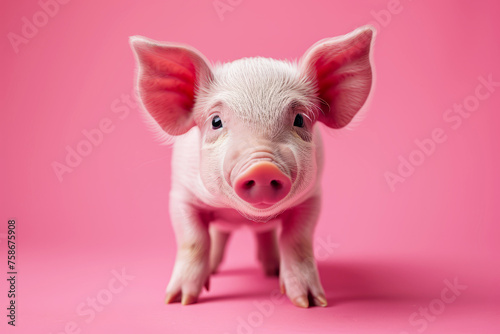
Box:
<box><xmin>300</xmin><ymin>26</ymin><xmax>375</xmax><ymax>129</ymax></box>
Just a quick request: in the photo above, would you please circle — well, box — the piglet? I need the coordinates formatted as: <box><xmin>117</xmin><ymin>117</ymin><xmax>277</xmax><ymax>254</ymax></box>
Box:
<box><xmin>130</xmin><ymin>26</ymin><xmax>375</xmax><ymax>308</ymax></box>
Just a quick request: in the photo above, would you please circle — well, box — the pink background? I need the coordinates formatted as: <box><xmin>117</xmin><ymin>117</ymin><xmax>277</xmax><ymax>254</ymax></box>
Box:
<box><xmin>2</xmin><ymin>0</ymin><xmax>499</xmax><ymax>333</ymax></box>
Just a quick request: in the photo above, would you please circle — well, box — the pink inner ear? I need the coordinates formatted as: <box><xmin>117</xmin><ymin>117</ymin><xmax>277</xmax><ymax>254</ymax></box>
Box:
<box><xmin>303</xmin><ymin>28</ymin><xmax>374</xmax><ymax>129</ymax></box>
<box><xmin>131</xmin><ymin>38</ymin><xmax>212</xmax><ymax>136</ymax></box>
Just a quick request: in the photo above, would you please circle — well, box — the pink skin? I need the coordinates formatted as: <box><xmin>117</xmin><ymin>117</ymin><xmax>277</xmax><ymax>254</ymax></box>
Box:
<box><xmin>233</xmin><ymin>161</ymin><xmax>292</xmax><ymax>208</ymax></box>
<box><xmin>130</xmin><ymin>26</ymin><xmax>375</xmax><ymax>307</ymax></box>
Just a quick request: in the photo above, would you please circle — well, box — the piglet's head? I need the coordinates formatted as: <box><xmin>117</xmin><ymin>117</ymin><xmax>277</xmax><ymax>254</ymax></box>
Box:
<box><xmin>130</xmin><ymin>26</ymin><xmax>375</xmax><ymax>220</ymax></box>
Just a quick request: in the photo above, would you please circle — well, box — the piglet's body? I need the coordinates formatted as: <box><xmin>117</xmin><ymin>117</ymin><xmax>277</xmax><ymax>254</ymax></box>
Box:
<box><xmin>130</xmin><ymin>26</ymin><xmax>375</xmax><ymax>308</ymax></box>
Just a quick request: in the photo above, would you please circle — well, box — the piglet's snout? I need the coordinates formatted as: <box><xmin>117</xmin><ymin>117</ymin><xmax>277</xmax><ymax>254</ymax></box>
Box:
<box><xmin>233</xmin><ymin>161</ymin><xmax>291</xmax><ymax>208</ymax></box>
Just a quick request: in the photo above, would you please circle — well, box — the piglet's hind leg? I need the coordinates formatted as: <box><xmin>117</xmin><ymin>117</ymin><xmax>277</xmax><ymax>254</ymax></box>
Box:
<box><xmin>209</xmin><ymin>225</ymin><xmax>231</xmax><ymax>274</ymax></box>
<box><xmin>256</xmin><ymin>229</ymin><xmax>280</xmax><ymax>277</ymax></box>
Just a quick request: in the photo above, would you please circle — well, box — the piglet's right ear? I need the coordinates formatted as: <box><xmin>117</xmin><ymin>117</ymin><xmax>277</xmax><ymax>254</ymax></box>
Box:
<box><xmin>130</xmin><ymin>36</ymin><xmax>213</xmax><ymax>136</ymax></box>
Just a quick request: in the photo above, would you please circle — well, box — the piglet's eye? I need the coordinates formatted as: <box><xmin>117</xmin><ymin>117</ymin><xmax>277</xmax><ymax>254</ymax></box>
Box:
<box><xmin>212</xmin><ymin>115</ymin><xmax>223</xmax><ymax>129</ymax></box>
<box><xmin>293</xmin><ymin>114</ymin><xmax>304</xmax><ymax>128</ymax></box>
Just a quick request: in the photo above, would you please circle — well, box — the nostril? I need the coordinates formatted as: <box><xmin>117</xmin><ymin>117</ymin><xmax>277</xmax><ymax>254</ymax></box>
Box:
<box><xmin>270</xmin><ymin>180</ymin><xmax>282</xmax><ymax>189</ymax></box>
<box><xmin>244</xmin><ymin>180</ymin><xmax>255</xmax><ymax>189</ymax></box>
<box><xmin>233</xmin><ymin>161</ymin><xmax>291</xmax><ymax>206</ymax></box>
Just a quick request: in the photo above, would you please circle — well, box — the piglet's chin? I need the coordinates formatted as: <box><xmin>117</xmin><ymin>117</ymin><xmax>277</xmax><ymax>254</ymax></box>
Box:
<box><xmin>237</xmin><ymin>204</ymin><xmax>286</xmax><ymax>223</ymax></box>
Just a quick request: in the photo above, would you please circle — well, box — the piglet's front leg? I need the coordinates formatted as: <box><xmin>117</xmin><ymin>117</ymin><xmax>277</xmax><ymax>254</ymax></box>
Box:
<box><xmin>279</xmin><ymin>194</ymin><xmax>327</xmax><ymax>308</ymax></box>
<box><xmin>165</xmin><ymin>197</ymin><xmax>210</xmax><ymax>305</ymax></box>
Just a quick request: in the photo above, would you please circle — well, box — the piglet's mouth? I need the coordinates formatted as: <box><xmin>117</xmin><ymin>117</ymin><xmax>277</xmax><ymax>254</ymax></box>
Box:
<box><xmin>232</xmin><ymin>161</ymin><xmax>291</xmax><ymax>207</ymax></box>
<box><xmin>251</xmin><ymin>202</ymin><xmax>276</xmax><ymax>210</ymax></box>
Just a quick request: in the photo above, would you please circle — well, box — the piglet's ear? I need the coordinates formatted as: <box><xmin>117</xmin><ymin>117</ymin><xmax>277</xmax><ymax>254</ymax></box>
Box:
<box><xmin>130</xmin><ymin>36</ymin><xmax>213</xmax><ymax>135</ymax></box>
<box><xmin>300</xmin><ymin>26</ymin><xmax>375</xmax><ymax>129</ymax></box>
